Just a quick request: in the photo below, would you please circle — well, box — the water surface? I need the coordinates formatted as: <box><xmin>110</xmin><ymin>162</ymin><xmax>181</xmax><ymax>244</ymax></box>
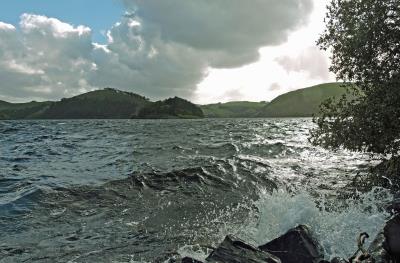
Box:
<box><xmin>0</xmin><ymin>119</ymin><xmax>390</xmax><ymax>262</ymax></box>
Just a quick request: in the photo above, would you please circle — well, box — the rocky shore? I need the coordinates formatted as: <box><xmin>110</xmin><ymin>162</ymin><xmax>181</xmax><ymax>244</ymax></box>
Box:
<box><xmin>180</xmin><ymin>199</ymin><xmax>400</xmax><ymax>263</ymax></box>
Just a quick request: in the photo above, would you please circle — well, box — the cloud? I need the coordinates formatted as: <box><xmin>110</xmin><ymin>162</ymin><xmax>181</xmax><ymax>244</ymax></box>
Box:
<box><xmin>0</xmin><ymin>22</ymin><xmax>15</xmax><ymax>31</ymax></box>
<box><xmin>0</xmin><ymin>0</ymin><xmax>314</xmax><ymax>102</ymax></box>
<box><xmin>269</xmin><ymin>83</ymin><xmax>281</xmax><ymax>91</ymax></box>
<box><xmin>219</xmin><ymin>89</ymin><xmax>245</xmax><ymax>102</ymax></box>
<box><xmin>123</xmin><ymin>0</ymin><xmax>314</xmax><ymax>68</ymax></box>
<box><xmin>0</xmin><ymin>14</ymin><xmax>95</xmax><ymax>101</ymax></box>
<box><xmin>275</xmin><ymin>46</ymin><xmax>330</xmax><ymax>79</ymax></box>
<box><xmin>89</xmin><ymin>18</ymin><xmax>207</xmax><ymax>98</ymax></box>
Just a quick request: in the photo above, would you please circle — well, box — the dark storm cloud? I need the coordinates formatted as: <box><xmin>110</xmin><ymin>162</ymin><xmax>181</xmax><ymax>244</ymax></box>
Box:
<box><xmin>123</xmin><ymin>0</ymin><xmax>314</xmax><ymax>67</ymax></box>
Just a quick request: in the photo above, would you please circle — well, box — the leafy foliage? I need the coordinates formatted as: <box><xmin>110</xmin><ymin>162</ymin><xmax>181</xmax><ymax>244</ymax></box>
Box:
<box><xmin>310</xmin><ymin>0</ymin><xmax>400</xmax><ymax>157</ymax></box>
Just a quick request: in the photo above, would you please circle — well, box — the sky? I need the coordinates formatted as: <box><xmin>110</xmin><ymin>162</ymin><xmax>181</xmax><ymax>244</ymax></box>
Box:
<box><xmin>0</xmin><ymin>0</ymin><xmax>124</xmax><ymax>43</ymax></box>
<box><xmin>0</xmin><ymin>0</ymin><xmax>335</xmax><ymax>104</ymax></box>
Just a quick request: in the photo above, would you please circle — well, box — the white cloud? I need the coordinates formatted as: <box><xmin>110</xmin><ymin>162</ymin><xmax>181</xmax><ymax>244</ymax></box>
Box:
<box><xmin>0</xmin><ymin>14</ymin><xmax>95</xmax><ymax>101</ymax></box>
<box><xmin>269</xmin><ymin>83</ymin><xmax>281</xmax><ymax>91</ymax></box>
<box><xmin>0</xmin><ymin>21</ymin><xmax>15</xmax><ymax>31</ymax></box>
<box><xmin>275</xmin><ymin>46</ymin><xmax>330</xmax><ymax>79</ymax></box>
<box><xmin>20</xmin><ymin>13</ymin><xmax>91</xmax><ymax>38</ymax></box>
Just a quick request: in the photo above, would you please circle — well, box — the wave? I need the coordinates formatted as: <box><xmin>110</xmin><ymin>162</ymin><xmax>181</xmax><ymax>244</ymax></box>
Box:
<box><xmin>0</xmin><ymin>186</ymin><xmax>44</xmax><ymax>218</ymax></box>
<box><xmin>194</xmin><ymin>187</ymin><xmax>393</xmax><ymax>261</ymax></box>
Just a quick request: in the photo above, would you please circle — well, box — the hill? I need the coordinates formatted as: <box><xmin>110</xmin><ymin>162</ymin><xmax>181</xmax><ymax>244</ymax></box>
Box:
<box><xmin>201</xmin><ymin>101</ymin><xmax>268</xmax><ymax>118</ymax></box>
<box><xmin>257</xmin><ymin>83</ymin><xmax>349</xmax><ymax>117</ymax></box>
<box><xmin>0</xmin><ymin>100</ymin><xmax>11</xmax><ymax>108</ymax></box>
<box><xmin>0</xmin><ymin>101</ymin><xmax>52</xmax><ymax>119</ymax></box>
<box><xmin>0</xmin><ymin>83</ymin><xmax>349</xmax><ymax>119</ymax></box>
<box><xmin>39</xmin><ymin>88</ymin><xmax>150</xmax><ymax>119</ymax></box>
<box><xmin>0</xmin><ymin>89</ymin><xmax>204</xmax><ymax>120</ymax></box>
<box><xmin>136</xmin><ymin>97</ymin><xmax>204</xmax><ymax>119</ymax></box>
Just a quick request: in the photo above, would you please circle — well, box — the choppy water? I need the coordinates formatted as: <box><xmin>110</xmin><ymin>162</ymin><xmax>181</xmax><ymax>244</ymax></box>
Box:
<box><xmin>0</xmin><ymin>119</ymin><xmax>392</xmax><ymax>262</ymax></box>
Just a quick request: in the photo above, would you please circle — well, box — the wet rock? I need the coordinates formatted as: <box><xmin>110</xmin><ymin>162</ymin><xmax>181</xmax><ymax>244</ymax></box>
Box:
<box><xmin>258</xmin><ymin>225</ymin><xmax>325</xmax><ymax>263</ymax></box>
<box><xmin>361</xmin><ymin>215</ymin><xmax>400</xmax><ymax>263</ymax></box>
<box><xmin>366</xmin><ymin>232</ymin><xmax>391</xmax><ymax>263</ymax></box>
<box><xmin>384</xmin><ymin>214</ymin><xmax>400</xmax><ymax>261</ymax></box>
<box><xmin>206</xmin><ymin>235</ymin><xmax>281</xmax><ymax>263</ymax></box>
<box><xmin>387</xmin><ymin>196</ymin><xmax>400</xmax><ymax>215</ymax></box>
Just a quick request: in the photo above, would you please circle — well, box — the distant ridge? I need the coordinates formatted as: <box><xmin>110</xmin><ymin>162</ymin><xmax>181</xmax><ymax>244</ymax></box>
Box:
<box><xmin>136</xmin><ymin>97</ymin><xmax>204</xmax><ymax>119</ymax></box>
<box><xmin>0</xmin><ymin>100</ymin><xmax>11</xmax><ymax>107</ymax></box>
<box><xmin>0</xmin><ymin>101</ymin><xmax>52</xmax><ymax>119</ymax></box>
<box><xmin>0</xmin><ymin>88</ymin><xmax>203</xmax><ymax>119</ymax></box>
<box><xmin>40</xmin><ymin>88</ymin><xmax>150</xmax><ymax>119</ymax></box>
<box><xmin>257</xmin><ymin>83</ymin><xmax>349</xmax><ymax>117</ymax></box>
<box><xmin>0</xmin><ymin>83</ymin><xmax>349</xmax><ymax>119</ymax></box>
<box><xmin>201</xmin><ymin>101</ymin><xmax>268</xmax><ymax>118</ymax></box>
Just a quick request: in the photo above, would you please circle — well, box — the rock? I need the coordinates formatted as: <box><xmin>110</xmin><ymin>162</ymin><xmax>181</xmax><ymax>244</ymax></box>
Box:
<box><xmin>206</xmin><ymin>235</ymin><xmax>281</xmax><ymax>263</ymax></box>
<box><xmin>366</xmin><ymin>232</ymin><xmax>391</xmax><ymax>263</ymax></box>
<box><xmin>384</xmin><ymin>214</ymin><xmax>400</xmax><ymax>261</ymax></box>
<box><xmin>360</xmin><ymin>215</ymin><xmax>400</xmax><ymax>263</ymax></box>
<box><xmin>258</xmin><ymin>225</ymin><xmax>325</xmax><ymax>263</ymax></box>
<box><xmin>387</xmin><ymin>196</ymin><xmax>400</xmax><ymax>215</ymax></box>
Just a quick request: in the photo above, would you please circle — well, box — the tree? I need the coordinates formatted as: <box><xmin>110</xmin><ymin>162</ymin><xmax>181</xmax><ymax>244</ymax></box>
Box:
<box><xmin>310</xmin><ymin>0</ymin><xmax>400</xmax><ymax>159</ymax></box>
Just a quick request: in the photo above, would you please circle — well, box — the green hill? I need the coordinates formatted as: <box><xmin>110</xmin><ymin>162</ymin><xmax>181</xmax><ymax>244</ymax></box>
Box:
<box><xmin>0</xmin><ymin>101</ymin><xmax>52</xmax><ymax>119</ymax></box>
<box><xmin>0</xmin><ymin>89</ymin><xmax>204</xmax><ymax>119</ymax></box>
<box><xmin>39</xmin><ymin>88</ymin><xmax>150</xmax><ymax>119</ymax></box>
<box><xmin>257</xmin><ymin>83</ymin><xmax>349</xmax><ymax>117</ymax></box>
<box><xmin>0</xmin><ymin>100</ymin><xmax>11</xmax><ymax>108</ymax></box>
<box><xmin>201</xmin><ymin>101</ymin><xmax>268</xmax><ymax>118</ymax></box>
<box><xmin>136</xmin><ymin>97</ymin><xmax>204</xmax><ymax>119</ymax></box>
<box><xmin>0</xmin><ymin>83</ymin><xmax>350</xmax><ymax>119</ymax></box>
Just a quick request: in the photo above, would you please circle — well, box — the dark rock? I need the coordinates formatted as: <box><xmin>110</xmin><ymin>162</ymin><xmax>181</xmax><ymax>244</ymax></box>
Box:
<box><xmin>206</xmin><ymin>235</ymin><xmax>281</xmax><ymax>263</ymax></box>
<box><xmin>181</xmin><ymin>257</ymin><xmax>204</xmax><ymax>263</ymax></box>
<box><xmin>258</xmin><ymin>225</ymin><xmax>325</xmax><ymax>263</ymax></box>
<box><xmin>384</xmin><ymin>214</ymin><xmax>400</xmax><ymax>261</ymax></box>
<box><xmin>330</xmin><ymin>258</ymin><xmax>348</xmax><ymax>263</ymax></box>
<box><xmin>387</xmin><ymin>196</ymin><xmax>400</xmax><ymax>215</ymax></box>
<box><xmin>366</xmin><ymin>232</ymin><xmax>391</xmax><ymax>263</ymax></box>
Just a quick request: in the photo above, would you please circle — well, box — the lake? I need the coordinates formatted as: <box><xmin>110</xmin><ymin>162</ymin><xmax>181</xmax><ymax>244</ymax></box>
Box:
<box><xmin>0</xmin><ymin>119</ymin><xmax>391</xmax><ymax>262</ymax></box>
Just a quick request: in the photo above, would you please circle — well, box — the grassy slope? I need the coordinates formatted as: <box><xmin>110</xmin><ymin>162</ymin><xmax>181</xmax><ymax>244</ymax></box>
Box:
<box><xmin>201</xmin><ymin>101</ymin><xmax>268</xmax><ymax>118</ymax></box>
<box><xmin>0</xmin><ymin>101</ymin><xmax>52</xmax><ymax>119</ymax></box>
<box><xmin>0</xmin><ymin>100</ymin><xmax>11</xmax><ymax>108</ymax></box>
<box><xmin>0</xmin><ymin>89</ymin><xmax>151</xmax><ymax>119</ymax></box>
<box><xmin>39</xmin><ymin>88</ymin><xmax>150</xmax><ymax>119</ymax></box>
<box><xmin>0</xmin><ymin>83</ymin><xmax>350</xmax><ymax>119</ymax></box>
<box><xmin>257</xmin><ymin>83</ymin><xmax>348</xmax><ymax>117</ymax></box>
